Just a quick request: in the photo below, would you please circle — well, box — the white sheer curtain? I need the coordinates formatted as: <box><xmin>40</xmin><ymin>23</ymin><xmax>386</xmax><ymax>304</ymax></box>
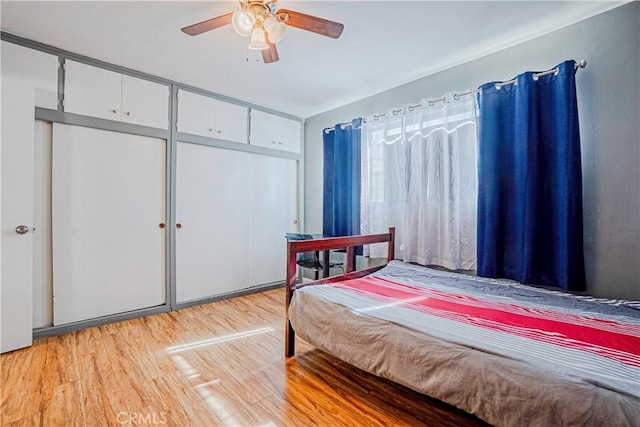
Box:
<box><xmin>361</xmin><ymin>93</ymin><xmax>478</xmax><ymax>270</ymax></box>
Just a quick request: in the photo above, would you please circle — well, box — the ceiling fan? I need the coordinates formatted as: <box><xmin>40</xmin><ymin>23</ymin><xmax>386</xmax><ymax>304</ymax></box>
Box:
<box><xmin>181</xmin><ymin>0</ymin><xmax>344</xmax><ymax>63</ymax></box>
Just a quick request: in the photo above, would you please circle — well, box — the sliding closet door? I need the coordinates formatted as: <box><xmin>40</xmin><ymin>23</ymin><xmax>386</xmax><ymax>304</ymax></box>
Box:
<box><xmin>52</xmin><ymin>124</ymin><xmax>166</xmax><ymax>325</ymax></box>
<box><xmin>176</xmin><ymin>142</ymin><xmax>251</xmax><ymax>303</ymax></box>
<box><xmin>249</xmin><ymin>155</ymin><xmax>298</xmax><ymax>285</ymax></box>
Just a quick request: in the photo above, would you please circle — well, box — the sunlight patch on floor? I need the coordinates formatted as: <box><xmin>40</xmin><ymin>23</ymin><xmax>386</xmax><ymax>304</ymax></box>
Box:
<box><xmin>164</xmin><ymin>327</ymin><xmax>274</xmax><ymax>354</ymax></box>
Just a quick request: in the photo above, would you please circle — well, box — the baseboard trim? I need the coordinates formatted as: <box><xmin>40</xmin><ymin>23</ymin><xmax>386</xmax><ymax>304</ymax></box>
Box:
<box><xmin>33</xmin><ymin>305</ymin><xmax>171</xmax><ymax>339</ymax></box>
<box><xmin>173</xmin><ymin>282</ymin><xmax>284</xmax><ymax>310</ymax></box>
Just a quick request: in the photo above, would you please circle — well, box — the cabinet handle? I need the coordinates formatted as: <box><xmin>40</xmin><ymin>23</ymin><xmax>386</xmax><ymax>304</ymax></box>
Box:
<box><xmin>176</xmin><ymin>223</ymin><xmax>182</xmax><ymax>229</ymax></box>
<box><xmin>111</xmin><ymin>109</ymin><xmax>118</xmax><ymax>114</ymax></box>
<box><xmin>159</xmin><ymin>223</ymin><xmax>165</xmax><ymax>228</ymax></box>
<box><xmin>125</xmin><ymin>111</ymin><xmax>131</xmax><ymax>116</ymax></box>
<box><xmin>217</xmin><ymin>130</ymin><xmax>222</xmax><ymax>134</ymax></box>
<box><xmin>272</xmin><ymin>140</ymin><xmax>277</xmax><ymax>144</ymax></box>
<box><xmin>278</xmin><ymin>141</ymin><xmax>283</xmax><ymax>145</ymax></box>
<box><xmin>208</xmin><ymin>128</ymin><xmax>213</xmax><ymax>132</ymax></box>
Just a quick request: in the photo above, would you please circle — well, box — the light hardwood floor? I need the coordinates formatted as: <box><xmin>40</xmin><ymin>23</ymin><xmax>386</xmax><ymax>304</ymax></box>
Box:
<box><xmin>1</xmin><ymin>289</ymin><xmax>486</xmax><ymax>426</ymax></box>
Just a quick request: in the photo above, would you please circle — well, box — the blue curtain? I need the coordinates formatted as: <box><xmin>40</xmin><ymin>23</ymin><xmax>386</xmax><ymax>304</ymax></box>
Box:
<box><xmin>323</xmin><ymin>118</ymin><xmax>362</xmax><ymax>240</ymax></box>
<box><xmin>477</xmin><ymin>60</ymin><xmax>585</xmax><ymax>291</ymax></box>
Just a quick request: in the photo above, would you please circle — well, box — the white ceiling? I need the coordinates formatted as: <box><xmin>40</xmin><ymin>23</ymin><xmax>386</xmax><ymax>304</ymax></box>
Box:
<box><xmin>0</xmin><ymin>1</ymin><xmax>626</xmax><ymax>118</ymax></box>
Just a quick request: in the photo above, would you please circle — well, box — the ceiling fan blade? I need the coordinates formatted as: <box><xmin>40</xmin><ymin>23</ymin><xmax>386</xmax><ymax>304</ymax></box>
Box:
<box><xmin>278</xmin><ymin>9</ymin><xmax>344</xmax><ymax>39</ymax></box>
<box><xmin>181</xmin><ymin>12</ymin><xmax>234</xmax><ymax>36</ymax></box>
<box><xmin>262</xmin><ymin>42</ymin><xmax>279</xmax><ymax>64</ymax></box>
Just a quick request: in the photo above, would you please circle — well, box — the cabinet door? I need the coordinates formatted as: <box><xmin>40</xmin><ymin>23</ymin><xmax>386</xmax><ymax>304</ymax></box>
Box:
<box><xmin>64</xmin><ymin>60</ymin><xmax>122</xmax><ymax>121</ymax></box>
<box><xmin>250</xmin><ymin>110</ymin><xmax>279</xmax><ymax>150</ymax></box>
<box><xmin>121</xmin><ymin>75</ymin><xmax>169</xmax><ymax>129</ymax></box>
<box><xmin>215</xmin><ymin>100</ymin><xmax>248</xmax><ymax>144</ymax></box>
<box><xmin>250</xmin><ymin>110</ymin><xmax>301</xmax><ymax>153</ymax></box>
<box><xmin>249</xmin><ymin>155</ymin><xmax>298</xmax><ymax>285</ymax></box>
<box><xmin>276</xmin><ymin>115</ymin><xmax>302</xmax><ymax>153</ymax></box>
<box><xmin>176</xmin><ymin>142</ymin><xmax>251</xmax><ymax>302</ymax></box>
<box><xmin>176</xmin><ymin>90</ymin><xmax>217</xmax><ymax>138</ymax></box>
<box><xmin>52</xmin><ymin>124</ymin><xmax>166</xmax><ymax>325</ymax></box>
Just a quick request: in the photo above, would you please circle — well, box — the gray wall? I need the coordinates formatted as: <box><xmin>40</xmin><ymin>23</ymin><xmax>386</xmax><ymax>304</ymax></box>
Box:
<box><xmin>304</xmin><ymin>2</ymin><xmax>640</xmax><ymax>300</ymax></box>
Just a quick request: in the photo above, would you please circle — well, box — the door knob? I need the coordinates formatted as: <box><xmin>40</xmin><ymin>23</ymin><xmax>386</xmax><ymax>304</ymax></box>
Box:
<box><xmin>15</xmin><ymin>225</ymin><xmax>32</xmax><ymax>235</ymax></box>
<box><xmin>176</xmin><ymin>223</ymin><xmax>182</xmax><ymax>229</ymax></box>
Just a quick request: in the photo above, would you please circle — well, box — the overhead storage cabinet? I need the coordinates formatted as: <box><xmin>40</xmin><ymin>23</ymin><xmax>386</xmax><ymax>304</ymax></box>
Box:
<box><xmin>177</xmin><ymin>89</ymin><xmax>248</xmax><ymax>143</ymax></box>
<box><xmin>250</xmin><ymin>109</ymin><xmax>301</xmax><ymax>153</ymax></box>
<box><xmin>64</xmin><ymin>60</ymin><xmax>169</xmax><ymax>129</ymax></box>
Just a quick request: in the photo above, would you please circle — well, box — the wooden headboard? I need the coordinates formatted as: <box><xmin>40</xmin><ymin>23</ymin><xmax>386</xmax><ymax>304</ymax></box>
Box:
<box><xmin>285</xmin><ymin>227</ymin><xmax>395</xmax><ymax>357</ymax></box>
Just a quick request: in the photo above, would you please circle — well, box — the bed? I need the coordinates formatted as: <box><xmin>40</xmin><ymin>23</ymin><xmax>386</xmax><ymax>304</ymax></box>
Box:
<box><xmin>284</xmin><ymin>229</ymin><xmax>640</xmax><ymax>426</ymax></box>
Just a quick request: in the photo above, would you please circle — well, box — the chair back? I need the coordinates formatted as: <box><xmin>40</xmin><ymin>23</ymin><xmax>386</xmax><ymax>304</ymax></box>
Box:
<box><xmin>285</xmin><ymin>233</ymin><xmax>316</xmax><ymax>262</ymax></box>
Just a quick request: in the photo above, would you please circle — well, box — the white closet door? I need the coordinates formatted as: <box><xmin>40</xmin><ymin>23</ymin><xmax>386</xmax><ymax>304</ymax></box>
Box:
<box><xmin>176</xmin><ymin>142</ymin><xmax>251</xmax><ymax>303</ymax></box>
<box><xmin>249</xmin><ymin>155</ymin><xmax>298</xmax><ymax>285</ymax></box>
<box><xmin>1</xmin><ymin>43</ymin><xmax>59</xmax><ymax>352</ymax></box>
<box><xmin>52</xmin><ymin>124</ymin><xmax>166</xmax><ymax>325</ymax></box>
<box><xmin>1</xmin><ymin>79</ymin><xmax>35</xmax><ymax>353</ymax></box>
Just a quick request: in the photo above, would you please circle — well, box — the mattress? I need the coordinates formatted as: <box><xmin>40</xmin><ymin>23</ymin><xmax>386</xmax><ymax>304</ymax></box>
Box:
<box><xmin>289</xmin><ymin>261</ymin><xmax>640</xmax><ymax>426</ymax></box>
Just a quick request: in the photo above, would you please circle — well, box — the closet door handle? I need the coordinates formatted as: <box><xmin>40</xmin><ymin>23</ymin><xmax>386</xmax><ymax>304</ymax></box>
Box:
<box><xmin>159</xmin><ymin>223</ymin><xmax>165</xmax><ymax>229</ymax></box>
<box><xmin>15</xmin><ymin>225</ymin><xmax>33</xmax><ymax>235</ymax></box>
<box><xmin>176</xmin><ymin>223</ymin><xmax>182</xmax><ymax>229</ymax></box>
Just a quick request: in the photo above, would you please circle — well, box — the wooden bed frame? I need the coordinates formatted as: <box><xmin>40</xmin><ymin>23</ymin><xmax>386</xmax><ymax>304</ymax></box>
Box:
<box><xmin>285</xmin><ymin>227</ymin><xmax>395</xmax><ymax>357</ymax></box>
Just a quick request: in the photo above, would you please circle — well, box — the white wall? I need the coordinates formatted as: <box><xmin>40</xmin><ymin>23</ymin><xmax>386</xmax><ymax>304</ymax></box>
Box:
<box><xmin>304</xmin><ymin>2</ymin><xmax>640</xmax><ymax>300</ymax></box>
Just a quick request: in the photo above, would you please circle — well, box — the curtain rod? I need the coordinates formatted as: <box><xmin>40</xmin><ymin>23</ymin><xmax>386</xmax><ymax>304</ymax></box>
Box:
<box><xmin>324</xmin><ymin>121</ymin><xmax>356</xmax><ymax>133</ymax></box>
<box><xmin>342</xmin><ymin>59</ymin><xmax>586</xmax><ymax>126</ymax></box>
<box><xmin>362</xmin><ymin>89</ymin><xmax>477</xmax><ymax>124</ymax></box>
<box><xmin>495</xmin><ymin>59</ymin><xmax>587</xmax><ymax>89</ymax></box>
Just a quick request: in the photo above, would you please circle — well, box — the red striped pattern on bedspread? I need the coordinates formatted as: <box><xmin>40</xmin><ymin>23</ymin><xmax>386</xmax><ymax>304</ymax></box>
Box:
<box><xmin>332</xmin><ymin>276</ymin><xmax>640</xmax><ymax>368</ymax></box>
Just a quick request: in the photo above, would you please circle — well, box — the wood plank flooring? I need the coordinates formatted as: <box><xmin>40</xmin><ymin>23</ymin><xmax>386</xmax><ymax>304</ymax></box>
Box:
<box><xmin>1</xmin><ymin>289</ymin><xmax>487</xmax><ymax>426</ymax></box>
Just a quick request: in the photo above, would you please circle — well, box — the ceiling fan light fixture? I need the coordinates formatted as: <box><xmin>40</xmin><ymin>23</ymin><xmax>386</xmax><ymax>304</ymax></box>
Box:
<box><xmin>263</xmin><ymin>16</ymin><xmax>286</xmax><ymax>44</ymax></box>
<box><xmin>248</xmin><ymin>27</ymin><xmax>269</xmax><ymax>50</ymax></box>
<box><xmin>232</xmin><ymin>10</ymin><xmax>255</xmax><ymax>37</ymax></box>
<box><xmin>181</xmin><ymin>2</ymin><xmax>345</xmax><ymax>63</ymax></box>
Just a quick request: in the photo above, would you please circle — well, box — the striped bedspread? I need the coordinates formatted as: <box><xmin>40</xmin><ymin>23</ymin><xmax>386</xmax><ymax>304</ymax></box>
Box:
<box><xmin>298</xmin><ymin>261</ymin><xmax>640</xmax><ymax>399</ymax></box>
